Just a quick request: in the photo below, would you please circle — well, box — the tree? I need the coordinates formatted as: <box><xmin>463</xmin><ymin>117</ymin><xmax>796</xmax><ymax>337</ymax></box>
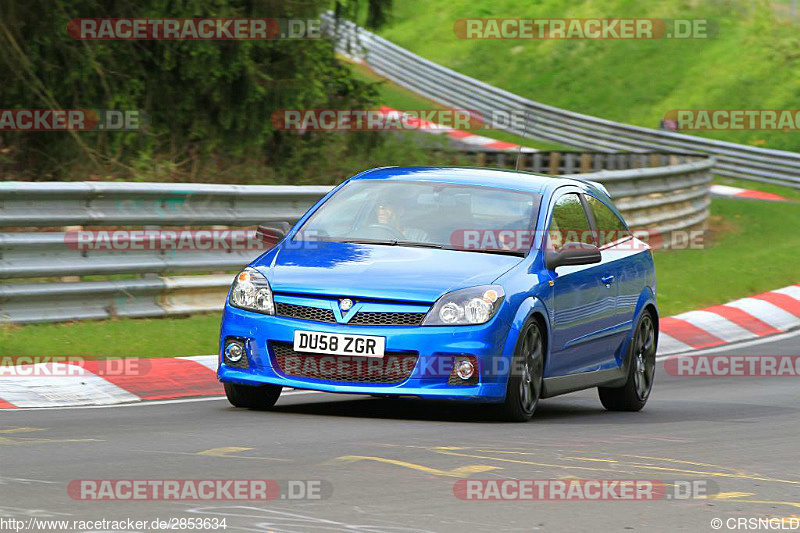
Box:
<box><xmin>0</xmin><ymin>0</ymin><xmax>392</xmax><ymax>181</ymax></box>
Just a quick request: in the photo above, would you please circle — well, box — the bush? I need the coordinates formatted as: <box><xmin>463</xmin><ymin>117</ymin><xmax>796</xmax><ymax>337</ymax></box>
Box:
<box><xmin>0</xmin><ymin>0</ymin><xmax>409</xmax><ymax>182</ymax></box>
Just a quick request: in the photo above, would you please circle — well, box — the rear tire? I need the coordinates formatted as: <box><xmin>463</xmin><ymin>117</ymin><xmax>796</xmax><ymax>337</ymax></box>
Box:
<box><xmin>224</xmin><ymin>382</ymin><xmax>282</xmax><ymax>409</ymax></box>
<box><xmin>496</xmin><ymin>319</ymin><xmax>545</xmax><ymax>422</ymax></box>
<box><xmin>598</xmin><ymin>310</ymin><xmax>657</xmax><ymax>412</ymax></box>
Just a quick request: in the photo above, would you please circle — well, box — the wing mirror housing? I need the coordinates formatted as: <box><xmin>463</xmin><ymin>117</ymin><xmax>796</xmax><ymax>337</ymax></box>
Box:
<box><xmin>255</xmin><ymin>222</ymin><xmax>292</xmax><ymax>247</ymax></box>
<box><xmin>545</xmin><ymin>242</ymin><xmax>602</xmax><ymax>270</ymax></box>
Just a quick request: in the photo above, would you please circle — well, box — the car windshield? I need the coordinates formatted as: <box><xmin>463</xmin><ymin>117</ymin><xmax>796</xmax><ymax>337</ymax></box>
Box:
<box><xmin>294</xmin><ymin>180</ymin><xmax>542</xmax><ymax>255</ymax></box>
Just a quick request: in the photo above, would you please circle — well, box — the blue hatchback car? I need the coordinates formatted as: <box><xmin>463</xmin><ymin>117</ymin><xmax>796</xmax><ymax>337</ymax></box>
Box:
<box><xmin>218</xmin><ymin>167</ymin><xmax>658</xmax><ymax>421</ymax></box>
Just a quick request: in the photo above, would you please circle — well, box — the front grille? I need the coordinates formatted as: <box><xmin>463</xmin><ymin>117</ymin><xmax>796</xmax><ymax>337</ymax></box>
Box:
<box><xmin>226</xmin><ymin>355</ymin><xmax>250</xmax><ymax>370</ymax></box>
<box><xmin>271</xmin><ymin>342</ymin><xmax>418</xmax><ymax>384</ymax></box>
<box><xmin>348</xmin><ymin>311</ymin><xmax>427</xmax><ymax>326</ymax></box>
<box><xmin>275</xmin><ymin>302</ymin><xmax>336</xmax><ymax>323</ymax></box>
<box><xmin>275</xmin><ymin>301</ymin><xmax>427</xmax><ymax>326</ymax></box>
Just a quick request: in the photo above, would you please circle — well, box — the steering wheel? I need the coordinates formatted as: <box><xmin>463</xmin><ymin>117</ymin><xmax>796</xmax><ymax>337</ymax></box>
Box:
<box><xmin>362</xmin><ymin>224</ymin><xmax>405</xmax><ymax>240</ymax></box>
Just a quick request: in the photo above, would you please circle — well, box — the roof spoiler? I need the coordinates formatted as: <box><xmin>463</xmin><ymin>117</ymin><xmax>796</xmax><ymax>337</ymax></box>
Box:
<box><xmin>585</xmin><ymin>180</ymin><xmax>611</xmax><ymax>198</ymax></box>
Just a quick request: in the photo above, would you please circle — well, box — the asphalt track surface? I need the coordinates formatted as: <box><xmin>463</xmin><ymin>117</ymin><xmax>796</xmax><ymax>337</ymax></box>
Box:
<box><xmin>2</xmin><ymin>330</ymin><xmax>800</xmax><ymax>532</ymax></box>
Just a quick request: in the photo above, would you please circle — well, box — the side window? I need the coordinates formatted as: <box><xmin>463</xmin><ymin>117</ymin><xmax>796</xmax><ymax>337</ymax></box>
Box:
<box><xmin>549</xmin><ymin>193</ymin><xmax>595</xmax><ymax>250</ymax></box>
<box><xmin>585</xmin><ymin>195</ymin><xmax>630</xmax><ymax>247</ymax></box>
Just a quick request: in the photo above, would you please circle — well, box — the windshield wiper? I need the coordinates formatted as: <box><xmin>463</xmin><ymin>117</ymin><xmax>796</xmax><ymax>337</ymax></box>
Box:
<box><xmin>338</xmin><ymin>238</ymin><xmax>397</xmax><ymax>245</ymax></box>
<box><xmin>338</xmin><ymin>239</ymin><xmax>445</xmax><ymax>249</ymax></box>
<box><xmin>453</xmin><ymin>248</ymin><xmax>527</xmax><ymax>257</ymax></box>
<box><xmin>398</xmin><ymin>240</ymin><xmax>524</xmax><ymax>255</ymax></box>
<box><xmin>393</xmin><ymin>241</ymin><xmax>444</xmax><ymax>249</ymax></box>
<box><xmin>330</xmin><ymin>238</ymin><xmax>524</xmax><ymax>256</ymax></box>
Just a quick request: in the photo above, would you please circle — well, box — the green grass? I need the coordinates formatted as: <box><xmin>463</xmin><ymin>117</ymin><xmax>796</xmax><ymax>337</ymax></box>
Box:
<box><xmin>2</xmin><ymin>198</ymin><xmax>798</xmax><ymax>357</ymax></box>
<box><xmin>377</xmin><ymin>0</ymin><xmax>800</xmax><ymax>152</ymax></box>
<box><xmin>0</xmin><ymin>314</ymin><xmax>222</xmax><ymax>359</ymax></box>
<box><xmin>653</xmin><ymin>198</ymin><xmax>800</xmax><ymax>316</ymax></box>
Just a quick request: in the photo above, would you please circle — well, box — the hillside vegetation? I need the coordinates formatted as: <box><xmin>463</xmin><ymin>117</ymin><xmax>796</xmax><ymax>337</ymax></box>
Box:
<box><xmin>378</xmin><ymin>0</ymin><xmax>800</xmax><ymax>152</ymax></box>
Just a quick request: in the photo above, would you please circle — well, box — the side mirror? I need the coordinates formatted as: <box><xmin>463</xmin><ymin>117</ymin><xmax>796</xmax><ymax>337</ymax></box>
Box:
<box><xmin>255</xmin><ymin>222</ymin><xmax>292</xmax><ymax>246</ymax></box>
<box><xmin>545</xmin><ymin>242</ymin><xmax>601</xmax><ymax>270</ymax></box>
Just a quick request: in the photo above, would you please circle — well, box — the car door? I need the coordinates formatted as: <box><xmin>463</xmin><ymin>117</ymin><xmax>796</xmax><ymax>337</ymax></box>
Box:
<box><xmin>584</xmin><ymin>193</ymin><xmax>641</xmax><ymax>357</ymax></box>
<box><xmin>546</xmin><ymin>191</ymin><xmax>618</xmax><ymax>376</ymax></box>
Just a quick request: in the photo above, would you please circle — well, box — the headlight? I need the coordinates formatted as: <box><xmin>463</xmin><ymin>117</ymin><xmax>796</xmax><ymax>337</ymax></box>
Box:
<box><xmin>422</xmin><ymin>285</ymin><xmax>505</xmax><ymax>326</ymax></box>
<box><xmin>229</xmin><ymin>267</ymin><xmax>275</xmax><ymax>315</ymax></box>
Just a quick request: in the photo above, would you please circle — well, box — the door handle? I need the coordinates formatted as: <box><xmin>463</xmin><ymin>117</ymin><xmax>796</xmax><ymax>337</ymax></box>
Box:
<box><xmin>601</xmin><ymin>274</ymin><xmax>615</xmax><ymax>285</ymax></box>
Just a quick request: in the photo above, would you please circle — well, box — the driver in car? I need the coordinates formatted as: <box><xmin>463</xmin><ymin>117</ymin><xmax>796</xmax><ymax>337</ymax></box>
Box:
<box><xmin>374</xmin><ymin>199</ymin><xmax>431</xmax><ymax>243</ymax></box>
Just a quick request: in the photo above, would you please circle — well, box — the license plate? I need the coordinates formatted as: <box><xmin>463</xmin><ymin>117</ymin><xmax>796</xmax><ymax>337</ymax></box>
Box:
<box><xmin>293</xmin><ymin>330</ymin><xmax>386</xmax><ymax>357</ymax></box>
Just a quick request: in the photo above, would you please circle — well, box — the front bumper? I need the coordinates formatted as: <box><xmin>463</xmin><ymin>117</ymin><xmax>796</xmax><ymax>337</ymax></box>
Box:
<box><xmin>217</xmin><ymin>305</ymin><xmax>517</xmax><ymax>402</ymax></box>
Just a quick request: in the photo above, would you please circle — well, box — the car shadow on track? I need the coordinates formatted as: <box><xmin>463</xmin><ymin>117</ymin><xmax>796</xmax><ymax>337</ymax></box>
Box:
<box><xmin>241</xmin><ymin>393</ymin><xmax>799</xmax><ymax>425</ymax></box>
<box><xmin>270</xmin><ymin>397</ymin><xmax>525</xmax><ymax>423</ymax></box>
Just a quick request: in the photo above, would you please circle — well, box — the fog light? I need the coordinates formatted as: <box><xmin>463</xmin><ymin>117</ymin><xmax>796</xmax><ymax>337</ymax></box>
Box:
<box><xmin>225</xmin><ymin>341</ymin><xmax>244</xmax><ymax>363</ymax></box>
<box><xmin>456</xmin><ymin>359</ymin><xmax>475</xmax><ymax>380</ymax></box>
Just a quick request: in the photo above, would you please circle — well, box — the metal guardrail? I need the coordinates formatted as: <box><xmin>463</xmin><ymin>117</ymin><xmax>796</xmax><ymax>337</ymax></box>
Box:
<box><xmin>0</xmin><ymin>152</ymin><xmax>712</xmax><ymax>323</ymax></box>
<box><xmin>324</xmin><ymin>14</ymin><xmax>800</xmax><ymax>188</ymax></box>
<box><xmin>563</xmin><ymin>157</ymin><xmax>713</xmax><ymax>230</ymax></box>
<box><xmin>0</xmin><ymin>182</ymin><xmax>332</xmax><ymax>227</ymax></box>
<box><xmin>0</xmin><ymin>275</ymin><xmax>233</xmax><ymax>324</ymax></box>
<box><xmin>0</xmin><ymin>182</ymin><xmax>327</xmax><ymax>323</ymax></box>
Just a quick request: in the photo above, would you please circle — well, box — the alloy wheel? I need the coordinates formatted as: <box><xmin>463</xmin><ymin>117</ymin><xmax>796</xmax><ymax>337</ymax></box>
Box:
<box><xmin>518</xmin><ymin>323</ymin><xmax>544</xmax><ymax>414</ymax></box>
<box><xmin>633</xmin><ymin>315</ymin><xmax>656</xmax><ymax>401</ymax></box>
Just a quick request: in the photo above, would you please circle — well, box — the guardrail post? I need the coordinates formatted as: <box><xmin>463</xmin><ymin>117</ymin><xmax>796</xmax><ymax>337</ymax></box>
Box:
<box><xmin>533</xmin><ymin>153</ymin><xmax>543</xmax><ymax>173</ymax></box>
<box><xmin>580</xmin><ymin>153</ymin><xmax>592</xmax><ymax>173</ymax></box>
<box><xmin>564</xmin><ymin>153</ymin><xmax>576</xmax><ymax>174</ymax></box>
<box><xmin>548</xmin><ymin>152</ymin><xmax>561</xmax><ymax>174</ymax></box>
<box><xmin>61</xmin><ymin>225</ymin><xmax>82</xmax><ymax>282</ymax></box>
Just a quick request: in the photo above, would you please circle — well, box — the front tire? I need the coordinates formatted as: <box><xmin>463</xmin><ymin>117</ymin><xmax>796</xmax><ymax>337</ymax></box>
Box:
<box><xmin>224</xmin><ymin>382</ymin><xmax>282</xmax><ymax>409</ymax></box>
<box><xmin>496</xmin><ymin>319</ymin><xmax>545</xmax><ymax>422</ymax></box>
<box><xmin>598</xmin><ymin>310</ymin><xmax>657</xmax><ymax>411</ymax></box>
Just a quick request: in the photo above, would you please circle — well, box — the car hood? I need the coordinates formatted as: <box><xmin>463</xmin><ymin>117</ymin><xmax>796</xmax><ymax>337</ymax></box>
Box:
<box><xmin>254</xmin><ymin>241</ymin><xmax>523</xmax><ymax>303</ymax></box>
